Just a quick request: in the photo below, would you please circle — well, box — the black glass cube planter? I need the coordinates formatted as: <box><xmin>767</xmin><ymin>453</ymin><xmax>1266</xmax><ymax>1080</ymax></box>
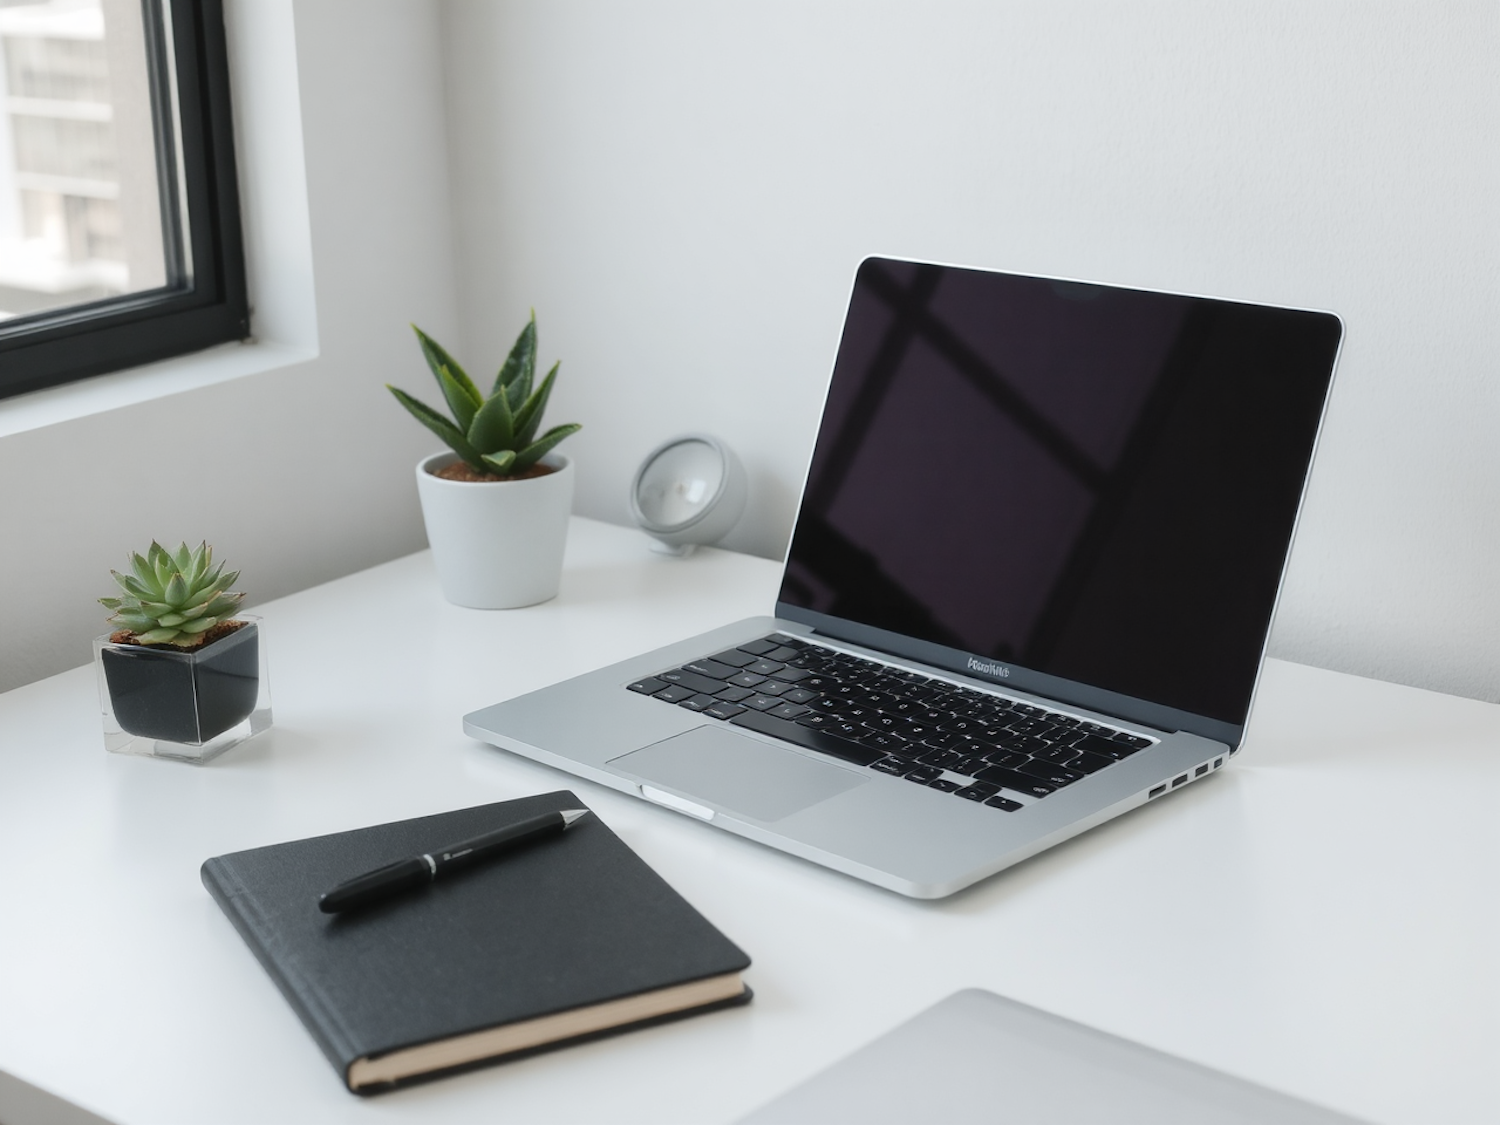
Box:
<box><xmin>94</xmin><ymin>616</ymin><xmax>273</xmax><ymax>763</ymax></box>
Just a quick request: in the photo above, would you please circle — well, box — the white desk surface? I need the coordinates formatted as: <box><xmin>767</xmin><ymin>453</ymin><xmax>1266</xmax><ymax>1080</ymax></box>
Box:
<box><xmin>1</xmin><ymin>517</ymin><xmax>1496</xmax><ymax>1125</ymax></box>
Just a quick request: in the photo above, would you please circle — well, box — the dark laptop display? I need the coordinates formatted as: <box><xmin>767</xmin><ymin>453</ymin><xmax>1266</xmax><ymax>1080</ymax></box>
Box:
<box><xmin>778</xmin><ymin>258</ymin><xmax>1342</xmax><ymax>740</ymax></box>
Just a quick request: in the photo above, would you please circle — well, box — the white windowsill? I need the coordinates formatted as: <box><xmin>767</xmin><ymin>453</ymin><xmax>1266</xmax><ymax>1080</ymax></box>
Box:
<box><xmin>0</xmin><ymin>336</ymin><xmax>318</xmax><ymax>438</ymax></box>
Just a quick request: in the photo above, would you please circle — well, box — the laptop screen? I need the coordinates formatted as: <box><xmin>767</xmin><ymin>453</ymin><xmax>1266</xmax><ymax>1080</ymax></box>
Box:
<box><xmin>777</xmin><ymin>258</ymin><xmax>1342</xmax><ymax>732</ymax></box>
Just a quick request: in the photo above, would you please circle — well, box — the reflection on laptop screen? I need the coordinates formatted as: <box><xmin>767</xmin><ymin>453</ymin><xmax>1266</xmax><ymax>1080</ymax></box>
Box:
<box><xmin>779</xmin><ymin>258</ymin><xmax>1342</xmax><ymax>729</ymax></box>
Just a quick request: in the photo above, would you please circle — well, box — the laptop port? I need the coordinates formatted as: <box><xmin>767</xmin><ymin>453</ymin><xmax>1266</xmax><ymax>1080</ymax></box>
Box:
<box><xmin>1171</xmin><ymin>774</ymin><xmax>1188</xmax><ymax>787</ymax></box>
<box><xmin>1214</xmin><ymin>757</ymin><xmax>1223</xmax><ymax>768</ymax></box>
<box><xmin>1195</xmin><ymin>764</ymin><xmax>1209</xmax><ymax>777</ymax></box>
<box><xmin>1148</xmin><ymin>784</ymin><xmax>1166</xmax><ymax>798</ymax></box>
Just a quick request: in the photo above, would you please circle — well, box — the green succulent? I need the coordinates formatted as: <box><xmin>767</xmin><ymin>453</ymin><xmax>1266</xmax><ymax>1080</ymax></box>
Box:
<box><xmin>388</xmin><ymin>312</ymin><xmax>581</xmax><ymax>477</ymax></box>
<box><xmin>100</xmin><ymin>541</ymin><xmax>245</xmax><ymax>647</ymax></box>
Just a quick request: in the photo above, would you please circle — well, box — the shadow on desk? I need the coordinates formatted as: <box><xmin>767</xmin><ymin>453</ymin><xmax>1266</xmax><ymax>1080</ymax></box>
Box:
<box><xmin>0</xmin><ymin>1070</ymin><xmax>117</xmax><ymax>1125</ymax></box>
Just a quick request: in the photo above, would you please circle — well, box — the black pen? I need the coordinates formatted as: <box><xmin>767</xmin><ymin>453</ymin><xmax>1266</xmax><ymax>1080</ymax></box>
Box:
<box><xmin>318</xmin><ymin>808</ymin><xmax>589</xmax><ymax>914</ymax></box>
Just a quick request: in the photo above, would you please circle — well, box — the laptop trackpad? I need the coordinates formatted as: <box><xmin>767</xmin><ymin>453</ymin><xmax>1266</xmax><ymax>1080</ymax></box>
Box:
<box><xmin>609</xmin><ymin>725</ymin><xmax>869</xmax><ymax>823</ymax></box>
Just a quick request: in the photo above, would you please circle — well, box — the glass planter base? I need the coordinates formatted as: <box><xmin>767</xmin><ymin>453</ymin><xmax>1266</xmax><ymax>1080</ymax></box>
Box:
<box><xmin>102</xmin><ymin>704</ymin><xmax>273</xmax><ymax>763</ymax></box>
<box><xmin>95</xmin><ymin>616</ymin><xmax>273</xmax><ymax>765</ymax></box>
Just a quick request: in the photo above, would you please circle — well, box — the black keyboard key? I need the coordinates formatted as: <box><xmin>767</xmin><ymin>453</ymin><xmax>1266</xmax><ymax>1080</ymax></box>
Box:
<box><xmin>955</xmin><ymin>782</ymin><xmax>999</xmax><ymax>802</ymax></box>
<box><xmin>890</xmin><ymin>719</ymin><xmax>936</xmax><ymax>741</ymax></box>
<box><xmin>754</xmin><ymin>680</ymin><xmax>792</xmax><ymax>696</ymax></box>
<box><xmin>627</xmin><ymin>677</ymin><xmax>670</xmax><ymax>695</ymax></box>
<box><xmin>727</xmin><ymin>671</ymin><xmax>767</xmax><ymax>689</ymax></box>
<box><xmin>972</xmin><ymin>766</ymin><xmax>1056</xmax><ymax>798</ymax></box>
<box><xmin>709</xmin><ymin>649</ymin><xmax>757</xmax><ymax>668</ymax></box>
<box><xmin>984</xmin><ymin>794</ymin><xmax>1024</xmax><ymax>811</ymax></box>
<box><xmin>821</xmin><ymin>718</ymin><xmax>864</xmax><ymax>740</ymax></box>
<box><xmin>1007</xmin><ymin>718</ymin><xmax>1050</xmax><ymax>735</ymax></box>
<box><xmin>1071</xmin><ymin>733</ymin><xmax>1129</xmax><ymax>760</ymax></box>
<box><xmin>860</xmin><ymin>731</ymin><xmax>909</xmax><ymax>753</ymax></box>
<box><xmin>743</xmin><ymin>694</ymin><xmax>784</xmax><ymax>711</ymax></box>
<box><xmin>916</xmin><ymin>747</ymin><xmax>964</xmax><ymax>770</ymax></box>
<box><xmin>928</xmin><ymin>778</ymin><xmax>962</xmax><ymax>793</ymax></box>
<box><xmin>713</xmin><ymin>685</ymin><xmax>755</xmax><ymax>702</ymax></box>
<box><xmin>766</xmin><ymin>634</ymin><xmax>805</xmax><ymax>649</ymax></box>
<box><xmin>677</xmin><ymin>694</ymin><xmax>720</xmax><ymax>712</ymax></box>
<box><xmin>704</xmin><ymin>701</ymin><xmax>747</xmax><ymax>720</ymax></box>
<box><xmin>769</xmin><ymin>702</ymin><xmax>810</xmax><ymax>720</ymax></box>
<box><xmin>768</xmin><ymin>666</ymin><xmax>811</xmax><ymax>683</ymax></box>
<box><xmin>1019</xmin><ymin>760</ymin><xmax>1083</xmax><ymax>787</ymax></box>
<box><xmin>1112</xmin><ymin>732</ymin><xmax>1153</xmax><ymax>750</ymax></box>
<box><xmin>745</xmin><ymin>659</ymin><xmax>786</xmax><ymax>675</ymax></box>
<box><xmin>951</xmin><ymin>755</ymin><xmax>989</xmax><ymax>776</ymax></box>
<box><xmin>938</xmin><ymin>716</ymin><xmax>986</xmax><ymax>736</ymax></box>
<box><xmin>780</xmin><ymin>687</ymin><xmax>818</xmax><ymax>704</ymax></box>
<box><xmin>1034</xmin><ymin>743</ymin><xmax>1082</xmax><ymax>765</ymax></box>
<box><xmin>684</xmin><ymin>659</ymin><xmax>741</xmax><ymax>680</ymax></box>
<box><xmin>870</xmin><ymin>755</ymin><xmax>914</xmax><ymax>776</ymax></box>
<box><xmin>729</xmin><ymin>709</ymin><xmax>884</xmax><ymax>766</ymax></box>
<box><xmin>737</xmin><ymin>638</ymin><xmax>782</xmax><ymax>656</ymax></box>
<box><xmin>904</xmin><ymin>766</ymin><xmax>942</xmax><ymax>784</ymax></box>
<box><xmin>796</xmin><ymin>711</ymin><xmax>835</xmax><ymax>729</ymax></box>
<box><xmin>983</xmin><ymin>749</ymin><xmax>1029</xmax><ymax>769</ymax></box>
<box><xmin>661</xmin><ymin>669</ymin><xmax>730</xmax><ymax>694</ymax></box>
<box><xmin>920</xmin><ymin>731</ymin><xmax>968</xmax><ymax>751</ymax></box>
<box><xmin>766</xmin><ymin>645</ymin><xmax>802</xmax><ymax>662</ymax></box>
<box><xmin>654</xmin><ymin>684</ymin><xmax>695</xmax><ymax>703</ymax></box>
<box><xmin>1068</xmin><ymin>749</ymin><xmax>1114</xmax><ymax>774</ymax></box>
<box><xmin>796</xmin><ymin>675</ymin><xmax>839</xmax><ymax>691</ymax></box>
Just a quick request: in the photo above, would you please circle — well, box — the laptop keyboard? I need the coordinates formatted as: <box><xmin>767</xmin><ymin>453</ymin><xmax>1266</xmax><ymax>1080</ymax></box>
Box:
<box><xmin>626</xmin><ymin>633</ymin><xmax>1154</xmax><ymax>811</ymax></box>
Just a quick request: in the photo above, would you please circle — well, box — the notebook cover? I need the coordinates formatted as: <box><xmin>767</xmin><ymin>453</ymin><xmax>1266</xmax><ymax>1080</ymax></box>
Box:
<box><xmin>201</xmin><ymin>791</ymin><xmax>751</xmax><ymax>1093</ymax></box>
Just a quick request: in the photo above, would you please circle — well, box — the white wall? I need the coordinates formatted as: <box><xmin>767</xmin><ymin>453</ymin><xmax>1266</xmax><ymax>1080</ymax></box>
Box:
<box><xmin>440</xmin><ymin>0</ymin><xmax>1499</xmax><ymax>704</ymax></box>
<box><xmin>0</xmin><ymin>0</ymin><xmax>457</xmax><ymax>692</ymax></box>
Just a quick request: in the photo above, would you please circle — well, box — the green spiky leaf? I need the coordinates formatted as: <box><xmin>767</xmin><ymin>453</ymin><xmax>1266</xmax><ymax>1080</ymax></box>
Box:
<box><xmin>481</xmin><ymin>449</ymin><xmax>517</xmax><ymax>475</ymax></box>
<box><xmin>493</xmin><ymin>312</ymin><xmax>537</xmax><ymax>399</ymax></box>
<box><xmin>163</xmin><ymin>572</ymin><xmax>188</xmax><ymax>606</ymax></box>
<box><xmin>395</xmin><ymin>312</ymin><xmax>579</xmax><ymax>479</ymax></box>
<box><xmin>514</xmin><ymin>361</ymin><xmax>561</xmax><ymax>448</ymax></box>
<box><xmin>413</xmin><ymin>324</ymin><xmax>479</xmax><ymax>400</ymax></box>
<box><xmin>387</xmin><ymin>385</ymin><xmax>488</xmax><ymax>472</ymax></box>
<box><xmin>437</xmin><ymin>364</ymin><xmax>482</xmax><ymax>434</ymax></box>
<box><xmin>511</xmin><ymin>423</ymin><xmax>582</xmax><ymax>473</ymax></box>
<box><xmin>467</xmin><ymin>385</ymin><xmax>516</xmax><ymax>455</ymax></box>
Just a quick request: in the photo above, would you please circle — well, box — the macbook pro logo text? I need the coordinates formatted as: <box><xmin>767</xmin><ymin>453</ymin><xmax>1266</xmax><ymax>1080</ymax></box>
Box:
<box><xmin>966</xmin><ymin>657</ymin><xmax>1010</xmax><ymax>679</ymax></box>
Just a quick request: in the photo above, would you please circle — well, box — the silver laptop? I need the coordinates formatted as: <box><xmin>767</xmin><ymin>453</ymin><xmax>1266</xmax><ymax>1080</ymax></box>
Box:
<box><xmin>738</xmin><ymin>989</ymin><xmax>1366</xmax><ymax>1124</ymax></box>
<box><xmin>464</xmin><ymin>257</ymin><xmax>1343</xmax><ymax>898</ymax></box>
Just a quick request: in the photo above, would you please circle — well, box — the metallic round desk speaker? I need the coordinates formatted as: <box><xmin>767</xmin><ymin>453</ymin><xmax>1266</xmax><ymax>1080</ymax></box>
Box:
<box><xmin>628</xmin><ymin>434</ymin><xmax>747</xmax><ymax>556</ymax></box>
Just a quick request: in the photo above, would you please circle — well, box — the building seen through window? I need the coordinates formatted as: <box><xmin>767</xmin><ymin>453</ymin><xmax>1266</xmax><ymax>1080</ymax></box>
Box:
<box><xmin>0</xmin><ymin>0</ymin><xmax>175</xmax><ymax>324</ymax></box>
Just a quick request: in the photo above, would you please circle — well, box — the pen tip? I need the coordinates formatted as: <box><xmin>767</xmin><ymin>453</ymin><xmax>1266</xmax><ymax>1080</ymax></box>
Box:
<box><xmin>560</xmin><ymin>809</ymin><xmax>590</xmax><ymax>827</ymax></box>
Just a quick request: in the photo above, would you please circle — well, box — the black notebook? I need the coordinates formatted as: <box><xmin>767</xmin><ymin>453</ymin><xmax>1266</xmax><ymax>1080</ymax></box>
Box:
<box><xmin>202</xmin><ymin>791</ymin><xmax>751</xmax><ymax>1093</ymax></box>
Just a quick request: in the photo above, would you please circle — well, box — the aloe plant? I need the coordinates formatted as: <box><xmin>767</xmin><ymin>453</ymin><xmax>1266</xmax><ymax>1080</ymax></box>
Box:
<box><xmin>388</xmin><ymin>312</ymin><xmax>581</xmax><ymax>477</ymax></box>
<box><xmin>100</xmin><ymin>541</ymin><xmax>245</xmax><ymax>647</ymax></box>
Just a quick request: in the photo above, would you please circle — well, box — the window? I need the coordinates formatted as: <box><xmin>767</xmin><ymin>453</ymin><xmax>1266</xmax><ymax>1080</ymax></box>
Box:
<box><xmin>0</xmin><ymin>0</ymin><xmax>246</xmax><ymax>399</ymax></box>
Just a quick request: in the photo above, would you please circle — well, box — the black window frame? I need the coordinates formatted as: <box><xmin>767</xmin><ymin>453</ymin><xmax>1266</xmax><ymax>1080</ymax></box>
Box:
<box><xmin>0</xmin><ymin>0</ymin><xmax>248</xmax><ymax>400</ymax></box>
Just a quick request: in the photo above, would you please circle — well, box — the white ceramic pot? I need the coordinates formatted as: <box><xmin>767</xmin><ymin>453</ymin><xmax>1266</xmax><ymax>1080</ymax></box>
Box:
<box><xmin>414</xmin><ymin>451</ymin><xmax>574</xmax><ymax>609</ymax></box>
